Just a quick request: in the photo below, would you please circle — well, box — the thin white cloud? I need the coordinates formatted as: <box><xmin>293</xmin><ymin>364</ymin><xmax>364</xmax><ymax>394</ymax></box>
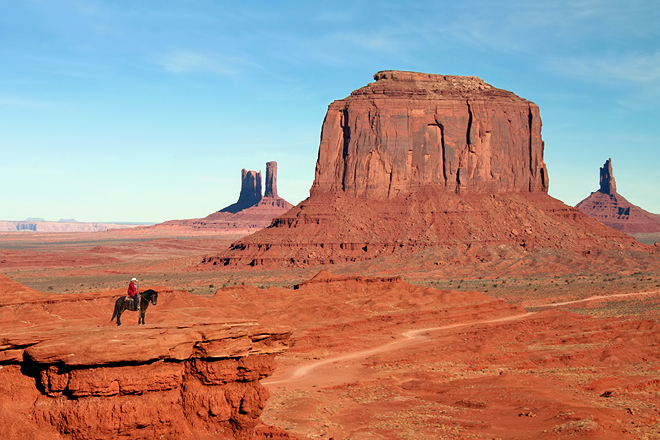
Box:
<box><xmin>0</xmin><ymin>95</ymin><xmax>62</xmax><ymax>109</ymax></box>
<box><xmin>157</xmin><ymin>51</ymin><xmax>253</xmax><ymax>76</ymax></box>
<box><xmin>569</xmin><ymin>52</ymin><xmax>660</xmax><ymax>84</ymax></box>
<box><xmin>546</xmin><ymin>51</ymin><xmax>660</xmax><ymax>110</ymax></box>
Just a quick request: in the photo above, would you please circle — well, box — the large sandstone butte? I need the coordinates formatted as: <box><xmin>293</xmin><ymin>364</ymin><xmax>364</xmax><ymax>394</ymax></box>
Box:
<box><xmin>156</xmin><ymin>161</ymin><xmax>293</xmax><ymax>232</ymax></box>
<box><xmin>0</xmin><ymin>274</ymin><xmax>292</xmax><ymax>439</ymax></box>
<box><xmin>312</xmin><ymin>70</ymin><xmax>548</xmax><ymax>197</ymax></box>
<box><xmin>203</xmin><ymin>71</ymin><xmax>659</xmax><ymax>274</ymax></box>
<box><xmin>576</xmin><ymin>159</ymin><xmax>660</xmax><ymax>234</ymax></box>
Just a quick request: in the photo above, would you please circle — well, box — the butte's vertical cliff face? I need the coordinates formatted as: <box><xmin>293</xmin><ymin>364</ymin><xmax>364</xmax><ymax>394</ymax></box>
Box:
<box><xmin>311</xmin><ymin>70</ymin><xmax>548</xmax><ymax>198</ymax></box>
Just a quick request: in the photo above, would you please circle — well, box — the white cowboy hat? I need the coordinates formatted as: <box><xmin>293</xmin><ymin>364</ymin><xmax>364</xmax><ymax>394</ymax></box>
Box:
<box><xmin>131</xmin><ymin>277</ymin><xmax>138</xmax><ymax>282</ymax></box>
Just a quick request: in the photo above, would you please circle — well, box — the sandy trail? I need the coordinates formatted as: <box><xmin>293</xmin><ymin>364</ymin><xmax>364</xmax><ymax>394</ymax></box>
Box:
<box><xmin>264</xmin><ymin>290</ymin><xmax>660</xmax><ymax>386</ymax></box>
<box><xmin>264</xmin><ymin>313</ymin><xmax>531</xmax><ymax>385</ymax></box>
<box><xmin>531</xmin><ymin>289</ymin><xmax>660</xmax><ymax>308</ymax></box>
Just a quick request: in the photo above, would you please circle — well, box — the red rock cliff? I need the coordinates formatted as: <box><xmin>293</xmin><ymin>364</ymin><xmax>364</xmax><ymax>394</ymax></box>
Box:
<box><xmin>311</xmin><ymin>70</ymin><xmax>548</xmax><ymax>198</ymax></box>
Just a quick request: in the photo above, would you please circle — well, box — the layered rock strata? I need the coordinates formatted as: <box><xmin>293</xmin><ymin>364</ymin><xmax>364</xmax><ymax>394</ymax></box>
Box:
<box><xmin>202</xmin><ymin>72</ymin><xmax>659</xmax><ymax>274</ymax></box>
<box><xmin>0</xmin><ymin>276</ymin><xmax>292</xmax><ymax>439</ymax></box>
<box><xmin>576</xmin><ymin>159</ymin><xmax>660</xmax><ymax>233</ymax></box>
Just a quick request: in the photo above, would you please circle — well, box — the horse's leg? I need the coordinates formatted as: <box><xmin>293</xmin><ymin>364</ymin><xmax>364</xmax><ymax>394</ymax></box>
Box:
<box><xmin>138</xmin><ymin>302</ymin><xmax>146</xmax><ymax>325</ymax></box>
<box><xmin>117</xmin><ymin>308</ymin><xmax>122</xmax><ymax>326</ymax></box>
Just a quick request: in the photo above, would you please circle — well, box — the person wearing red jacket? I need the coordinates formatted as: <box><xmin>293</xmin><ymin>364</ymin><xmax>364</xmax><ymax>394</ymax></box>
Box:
<box><xmin>127</xmin><ymin>277</ymin><xmax>140</xmax><ymax>311</ymax></box>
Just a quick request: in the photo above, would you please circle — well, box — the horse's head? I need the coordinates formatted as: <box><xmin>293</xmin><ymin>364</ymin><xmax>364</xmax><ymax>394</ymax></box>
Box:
<box><xmin>150</xmin><ymin>291</ymin><xmax>158</xmax><ymax>305</ymax></box>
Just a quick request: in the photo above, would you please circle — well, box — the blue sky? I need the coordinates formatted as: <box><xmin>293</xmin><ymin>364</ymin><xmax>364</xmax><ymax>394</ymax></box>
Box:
<box><xmin>1</xmin><ymin>0</ymin><xmax>658</xmax><ymax>222</ymax></box>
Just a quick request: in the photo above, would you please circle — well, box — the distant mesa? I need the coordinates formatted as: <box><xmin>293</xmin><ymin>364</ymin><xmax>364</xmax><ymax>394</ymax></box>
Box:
<box><xmin>202</xmin><ymin>71</ymin><xmax>659</xmax><ymax>274</ymax></box>
<box><xmin>0</xmin><ymin>219</ymin><xmax>138</xmax><ymax>233</ymax></box>
<box><xmin>58</xmin><ymin>218</ymin><xmax>78</xmax><ymax>223</ymax></box>
<box><xmin>576</xmin><ymin>158</ymin><xmax>660</xmax><ymax>234</ymax></box>
<box><xmin>155</xmin><ymin>161</ymin><xmax>293</xmax><ymax>232</ymax></box>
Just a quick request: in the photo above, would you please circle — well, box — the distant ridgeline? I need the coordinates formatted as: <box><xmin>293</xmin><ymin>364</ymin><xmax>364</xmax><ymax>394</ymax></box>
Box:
<box><xmin>0</xmin><ymin>219</ymin><xmax>145</xmax><ymax>233</ymax></box>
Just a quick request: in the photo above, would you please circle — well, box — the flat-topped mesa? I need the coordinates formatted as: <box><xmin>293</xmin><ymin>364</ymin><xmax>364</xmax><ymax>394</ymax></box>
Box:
<box><xmin>264</xmin><ymin>161</ymin><xmax>278</xmax><ymax>198</ymax></box>
<box><xmin>599</xmin><ymin>158</ymin><xmax>616</xmax><ymax>195</ymax></box>
<box><xmin>311</xmin><ymin>70</ymin><xmax>548</xmax><ymax>199</ymax></box>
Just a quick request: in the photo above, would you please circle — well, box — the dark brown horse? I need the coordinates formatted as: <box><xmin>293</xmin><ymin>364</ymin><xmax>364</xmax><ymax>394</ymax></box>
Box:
<box><xmin>111</xmin><ymin>289</ymin><xmax>158</xmax><ymax>326</ymax></box>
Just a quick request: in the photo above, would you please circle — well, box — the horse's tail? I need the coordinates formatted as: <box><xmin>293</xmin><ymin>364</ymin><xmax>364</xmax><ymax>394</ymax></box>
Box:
<box><xmin>111</xmin><ymin>298</ymin><xmax>119</xmax><ymax>323</ymax></box>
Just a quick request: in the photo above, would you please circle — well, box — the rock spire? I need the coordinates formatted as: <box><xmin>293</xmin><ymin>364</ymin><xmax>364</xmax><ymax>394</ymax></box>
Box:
<box><xmin>264</xmin><ymin>161</ymin><xmax>278</xmax><ymax>198</ymax></box>
<box><xmin>599</xmin><ymin>158</ymin><xmax>616</xmax><ymax>194</ymax></box>
<box><xmin>577</xmin><ymin>159</ymin><xmax>660</xmax><ymax>233</ymax></box>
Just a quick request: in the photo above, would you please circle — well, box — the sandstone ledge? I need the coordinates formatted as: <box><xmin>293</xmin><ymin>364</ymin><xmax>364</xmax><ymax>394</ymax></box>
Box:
<box><xmin>1</xmin><ymin>321</ymin><xmax>290</xmax><ymax>365</ymax></box>
<box><xmin>0</xmin><ymin>294</ymin><xmax>292</xmax><ymax>439</ymax></box>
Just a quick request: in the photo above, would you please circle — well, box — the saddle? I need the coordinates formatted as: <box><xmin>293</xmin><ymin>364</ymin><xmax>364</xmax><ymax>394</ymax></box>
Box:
<box><xmin>126</xmin><ymin>296</ymin><xmax>139</xmax><ymax>311</ymax></box>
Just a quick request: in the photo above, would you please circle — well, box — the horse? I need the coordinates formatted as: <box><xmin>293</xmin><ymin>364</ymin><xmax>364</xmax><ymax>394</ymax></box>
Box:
<box><xmin>111</xmin><ymin>289</ymin><xmax>158</xmax><ymax>326</ymax></box>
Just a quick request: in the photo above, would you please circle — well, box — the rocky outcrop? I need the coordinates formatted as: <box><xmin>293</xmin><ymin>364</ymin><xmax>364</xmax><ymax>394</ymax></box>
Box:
<box><xmin>14</xmin><ymin>325</ymin><xmax>287</xmax><ymax>439</ymax></box>
<box><xmin>0</xmin><ymin>276</ymin><xmax>292</xmax><ymax>439</ymax></box>
<box><xmin>577</xmin><ymin>159</ymin><xmax>660</xmax><ymax>233</ymax></box>
<box><xmin>201</xmin><ymin>72</ymin><xmax>659</xmax><ymax>274</ymax></box>
<box><xmin>154</xmin><ymin>162</ymin><xmax>293</xmax><ymax>232</ymax></box>
<box><xmin>311</xmin><ymin>70</ymin><xmax>548</xmax><ymax>198</ymax></box>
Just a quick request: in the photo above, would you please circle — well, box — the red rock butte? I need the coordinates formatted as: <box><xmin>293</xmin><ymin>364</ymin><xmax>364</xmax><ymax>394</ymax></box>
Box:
<box><xmin>313</xmin><ymin>70</ymin><xmax>548</xmax><ymax>197</ymax></box>
<box><xmin>155</xmin><ymin>161</ymin><xmax>293</xmax><ymax>232</ymax></box>
<box><xmin>576</xmin><ymin>158</ymin><xmax>660</xmax><ymax>234</ymax></box>
<box><xmin>203</xmin><ymin>71</ymin><xmax>659</xmax><ymax>273</ymax></box>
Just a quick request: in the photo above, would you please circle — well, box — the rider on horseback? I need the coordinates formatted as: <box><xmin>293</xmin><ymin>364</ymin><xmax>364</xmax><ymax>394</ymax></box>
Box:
<box><xmin>127</xmin><ymin>277</ymin><xmax>140</xmax><ymax>311</ymax></box>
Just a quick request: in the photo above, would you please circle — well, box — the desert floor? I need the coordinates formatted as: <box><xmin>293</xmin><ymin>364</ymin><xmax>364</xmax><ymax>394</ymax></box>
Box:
<box><xmin>1</xmin><ymin>229</ymin><xmax>659</xmax><ymax>439</ymax></box>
